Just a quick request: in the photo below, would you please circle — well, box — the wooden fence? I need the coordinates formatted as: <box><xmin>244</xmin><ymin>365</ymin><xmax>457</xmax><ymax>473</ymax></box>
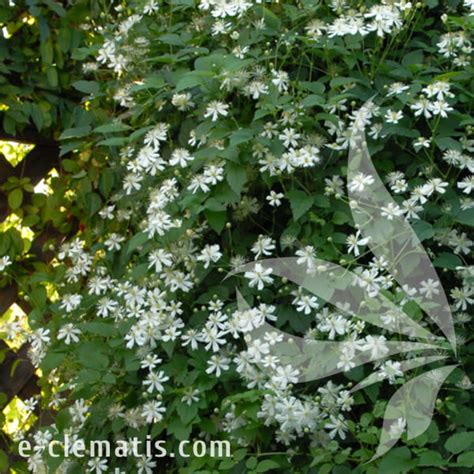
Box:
<box><xmin>0</xmin><ymin>129</ymin><xmax>60</xmax><ymax>466</ymax></box>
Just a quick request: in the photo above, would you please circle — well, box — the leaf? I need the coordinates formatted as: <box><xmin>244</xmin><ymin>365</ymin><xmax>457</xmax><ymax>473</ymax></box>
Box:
<box><xmin>72</xmin><ymin>80</ymin><xmax>100</xmax><ymax>95</ymax></box>
<box><xmin>60</xmin><ymin>126</ymin><xmax>91</xmax><ymax>140</ymax></box>
<box><xmin>84</xmin><ymin>193</ymin><xmax>102</xmax><ymax>216</ymax></box>
<box><xmin>433</xmin><ymin>252</ymin><xmax>462</xmax><ymax>270</ymax></box>
<box><xmin>94</xmin><ymin>122</ymin><xmax>130</xmax><ymax>134</ymax></box>
<box><xmin>204</xmin><ymin>210</ymin><xmax>226</xmax><ymax>234</ymax></box>
<box><xmin>226</xmin><ymin>163</ymin><xmax>246</xmax><ymax>195</ymax></box>
<box><xmin>230</xmin><ymin>128</ymin><xmax>255</xmax><ymax>147</ymax></box>
<box><xmin>445</xmin><ymin>432</ymin><xmax>474</xmax><ymax>454</ymax></box>
<box><xmin>82</xmin><ymin>322</ymin><xmax>116</xmax><ymax>337</ymax></box>
<box><xmin>126</xmin><ymin>232</ymin><xmax>148</xmax><ymax>254</ymax></box>
<box><xmin>401</xmin><ymin>50</ymin><xmax>424</xmax><ymax>66</ymax></box>
<box><xmin>411</xmin><ymin>220</ymin><xmax>434</xmax><ymax>241</ymax></box>
<box><xmin>302</xmin><ymin>94</ymin><xmax>325</xmax><ymax>108</ymax></box>
<box><xmin>0</xmin><ymin>450</ymin><xmax>7</xmax><ymax>473</ymax></box>
<box><xmin>77</xmin><ymin>343</ymin><xmax>109</xmax><ymax>371</ymax></box>
<box><xmin>418</xmin><ymin>450</ymin><xmax>446</xmax><ymax>467</ymax></box>
<box><xmin>457</xmin><ymin>452</ymin><xmax>474</xmax><ymax>467</ymax></box>
<box><xmin>167</xmin><ymin>417</ymin><xmax>192</xmax><ymax>440</ymax></box>
<box><xmin>287</xmin><ymin>190</ymin><xmax>314</xmax><ymax>221</ymax></box>
<box><xmin>97</xmin><ymin>137</ymin><xmax>129</xmax><ymax>147</ymax></box>
<box><xmin>176</xmin><ymin>402</ymin><xmax>198</xmax><ymax>425</ymax></box>
<box><xmin>8</xmin><ymin>188</ymin><xmax>23</xmax><ymax>209</ymax></box>
<box><xmin>175</xmin><ymin>71</ymin><xmax>213</xmax><ymax>91</ymax></box>
<box><xmin>377</xmin><ymin>447</ymin><xmax>417</xmax><ymax>474</ymax></box>
<box><xmin>256</xmin><ymin>460</ymin><xmax>281</xmax><ymax>472</ymax></box>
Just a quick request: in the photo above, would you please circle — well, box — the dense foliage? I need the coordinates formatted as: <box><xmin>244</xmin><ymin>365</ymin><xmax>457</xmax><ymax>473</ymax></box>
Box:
<box><xmin>1</xmin><ymin>0</ymin><xmax>474</xmax><ymax>473</ymax></box>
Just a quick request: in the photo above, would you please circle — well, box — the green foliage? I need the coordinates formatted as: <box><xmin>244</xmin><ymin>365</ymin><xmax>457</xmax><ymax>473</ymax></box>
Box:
<box><xmin>0</xmin><ymin>0</ymin><xmax>473</xmax><ymax>473</ymax></box>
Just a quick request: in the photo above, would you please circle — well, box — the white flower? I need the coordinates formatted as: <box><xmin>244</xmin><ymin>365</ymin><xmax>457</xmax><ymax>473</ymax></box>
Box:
<box><xmin>87</xmin><ymin>458</ymin><xmax>108</xmax><ymax>474</ymax></box>
<box><xmin>143</xmin><ymin>0</ymin><xmax>159</xmax><ymax>15</ymax></box>
<box><xmin>379</xmin><ymin>360</ymin><xmax>403</xmax><ymax>383</ymax></box>
<box><xmin>104</xmin><ymin>233</ymin><xmax>125</xmax><ymax>251</ymax></box>
<box><xmin>413</xmin><ymin>137</ymin><xmax>431</xmax><ymax>150</ymax></box>
<box><xmin>136</xmin><ymin>455</ymin><xmax>157</xmax><ymax>474</ymax></box>
<box><xmin>169</xmin><ymin>148</ymin><xmax>194</xmax><ymax>167</ymax></box>
<box><xmin>204</xmin><ymin>101</ymin><xmax>229</xmax><ymax>121</ymax></box>
<box><xmin>387</xmin><ymin>82</ymin><xmax>409</xmax><ymax>96</ymax></box>
<box><xmin>271</xmin><ymin>69</ymin><xmax>289</xmax><ymax>92</ymax></box>
<box><xmin>430</xmin><ymin>99</ymin><xmax>453</xmax><ymax>117</ymax></box>
<box><xmin>148</xmin><ymin>248</ymin><xmax>173</xmax><ymax>272</ymax></box>
<box><xmin>458</xmin><ymin>176</ymin><xmax>474</xmax><ymax>194</ymax></box>
<box><xmin>144</xmin><ymin>123</ymin><xmax>169</xmax><ymax>150</ymax></box>
<box><xmin>384</xmin><ymin>109</ymin><xmax>404</xmax><ymax>124</ymax></box>
<box><xmin>197</xmin><ymin>244</ymin><xmax>222</xmax><ymax>268</ymax></box>
<box><xmin>60</xmin><ymin>294</ymin><xmax>82</xmax><ymax>312</ymax></box>
<box><xmin>244</xmin><ymin>263</ymin><xmax>274</xmax><ymax>290</ymax></box>
<box><xmin>143</xmin><ymin>370</ymin><xmax>170</xmax><ymax>393</ymax></box>
<box><xmin>266</xmin><ymin>190</ymin><xmax>284</xmax><ymax>207</ymax></box>
<box><xmin>57</xmin><ymin>324</ymin><xmax>81</xmax><ymax>345</ymax></box>
<box><xmin>422</xmin><ymin>178</ymin><xmax>448</xmax><ymax>196</ymax></box>
<box><xmin>206</xmin><ymin>354</ymin><xmax>230</xmax><ymax>377</ymax></box>
<box><xmin>380</xmin><ymin>202</ymin><xmax>404</xmax><ymax>220</ymax></box>
<box><xmin>279</xmin><ymin>128</ymin><xmax>300</xmax><ymax>148</ymax></box>
<box><xmin>272</xmin><ymin>364</ymin><xmax>299</xmax><ymax>389</ymax></box>
<box><xmin>0</xmin><ymin>255</ymin><xmax>12</xmax><ymax>271</ymax></box>
<box><xmin>141</xmin><ymin>400</ymin><xmax>166</xmax><ymax>423</ymax></box>
<box><xmin>389</xmin><ymin>417</ymin><xmax>406</xmax><ymax>438</ymax></box>
<box><xmin>346</xmin><ymin>230</ymin><xmax>370</xmax><ymax>256</ymax></box>
<box><xmin>361</xmin><ymin>335</ymin><xmax>389</xmax><ymax>359</ymax></box>
<box><xmin>171</xmin><ymin>92</ymin><xmax>194</xmax><ymax>111</ymax></box>
<box><xmin>419</xmin><ymin>278</ymin><xmax>440</xmax><ymax>299</ymax></box>
<box><xmin>251</xmin><ymin>235</ymin><xmax>276</xmax><ymax>259</ymax></box>
<box><xmin>325</xmin><ymin>414</ymin><xmax>348</xmax><ymax>439</ymax></box>
<box><xmin>348</xmin><ymin>172</ymin><xmax>375</xmax><ymax>192</ymax></box>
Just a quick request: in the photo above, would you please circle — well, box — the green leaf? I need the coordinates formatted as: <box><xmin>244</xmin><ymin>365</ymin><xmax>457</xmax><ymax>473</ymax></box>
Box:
<box><xmin>41</xmin><ymin>351</ymin><xmax>66</xmax><ymax>372</ymax></box>
<box><xmin>167</xmin><ymin>417</ymin><xmax>192</xmax><ymax>440</ymax></box>
<box><xmin>457</xmin><ymin>451</ymin><xmax>474</xmax><ymax>467</ymax></box>
<box><xmin>454</xmin><ymin>208</ymin><xmax>474</xmax><ymax>227</ymax></box>
<box><xmin>97</xmin><ymin>137</ymin><xmax>129</xmax><ymax>147</ymax></box>
<box><xmin>256</xmin><ymin>460</ymin><xmax>281</xmax><ymax>472</ymax></box>
<box><xmin>378</xmin><ymin>447</ymin><xmax>417</xmax><ymax>474</ymax></box>
<box><xmin>72</xmin><ymin>80</ymin><xmax>100</xmax><ymax>94</ymax></box>
<box><xmin>126</xmin><ymin>232</ymin><xmax>148</xmax><ymax>254</ymax></box>
<box><xmin>287</xmin><ymin>190</ymin><xmax>314</xmax><ymax>221</ymax></box>
<box><xmin>60</xmin><ymin>126</ymin><xmax>91</xmax><ymax>140</ymax></box>
<box><xmin>418</xmin><ymin>450</ymin><xmax>446</xmax><ymax>467</ymax></box>
<box><xmin>176</xmin><ymin>402</ymin><xmax>198</xmax><ymax>425</ymax></box>
<box><xmin>175</xmin><ymin>71</ymin><xmax>213</xmax><ymax>91</ymax></box>
<box><xmin>229</xmin><ymin>129</ymin><xmax>254</xmax><ymax>147</ymax></box>
<box><xmin>8</xmin><ymin>188</ymin><xmax>23</xmax><ymax>210</ymax></box>
<box><xmin>302</xmin><ymin>94</ymin><xmax>325</xmax><ymax>108</ymax></box>
<box><xmin>94</xmin><ymin>122</ymin><xmax>130</xmax><ymax>134</ymax></box>
<box><xmin>226</xmin><ymin>163</ymin><xmax>246</xmax><ymax>195</ymax></box>
<box><xmin>204</xmin><ymin>210</ymin><xmax>226</xmax><ymax>234</ymax></box>
<box><xmin>46</xmin><ymin>67</ymin><xmax>58</xmax><ymax>87</ymax></box>
<box><xmin>411</xmin><ymin>220</ymin><xmax>434</xmax><ymax>241</ymax></box>
<box><xmin>82</xmin><ymin>322</ymin><xmax>116</xmax><ymax>337</ymax></box>
<box><xmin>445</xmin><ymin>432</ymin><xmax>474</xmax><ymax>454</ymax></box>
<box><xmin>77</xmin><ymin>342</ymin><xmax>109</xmax><ymax>371</ymax></box>
<box><xmin>40</xmin><ymin>40</ymin><xmax>53</xmax><ymax>65</ymax></box>
<box><xmin>84</xmin><ymin>193</ymin><xmax>102</xmax><ymax>216</ymax></box>
<box><xmin>401</xmin><ymin>50</ymin><xmax>424</xmax><ymax>66</ymax></box>
<box><xmin>0</xmin><ymin>450</ymin><xmax>7</xmax><ymax>473</ymax></box>
<box><xmin>433</xmin><ymin>252</ymin><xmax>462</xmax><ymax>270</ymax></box>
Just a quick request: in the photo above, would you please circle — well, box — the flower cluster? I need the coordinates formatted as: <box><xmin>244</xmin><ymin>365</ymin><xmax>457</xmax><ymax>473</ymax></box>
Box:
<box><xmin>2</xmin><ymin>0</ymin><xmax>472</xmax><ymax>472</ymax></box>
